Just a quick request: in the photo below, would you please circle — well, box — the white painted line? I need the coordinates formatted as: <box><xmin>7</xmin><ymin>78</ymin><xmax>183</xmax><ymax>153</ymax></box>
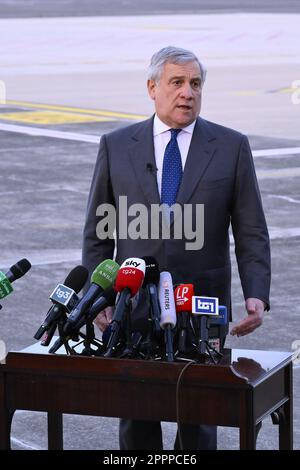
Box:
<box><xmin>0</xmin><ymin>122</ymin><xmax>100</xmax><ymax>144</ymax></box>
<box><xmin>257</xmin><ymin>168</ymin><xmax>300</xmax><ymax>179</ymax></box>
<box><xmin>0</xmin><ymin>249</ymin><xmax>81</xmax><ymax>270</ymax></box>
<box><xmin>253</xmin><ymin>147</ymin><xmax>300</xmax><ymax>157</ymax></box>
<box><xmin>268</xmin><ymin>227</ymin><xmax>300</xmax><ymax>239</ymax></box>
<box><xmin>268</xmin><ymin>195</ymin><xmax>300</xmax><ymax>204</ymax></box>
<box><xmin>1</xmin><ymin>122</ymin><xmax>300</xmax><ymax>157</ymax></box>
<box><xmin>11</xmin><ymin>436</ymin><xmax>40</xmax><ymax>450</ymax></box>
<box><xmin>2</xmin><ymin>227</ymin><xmax>300</xmax><ymax>270</ymax></box>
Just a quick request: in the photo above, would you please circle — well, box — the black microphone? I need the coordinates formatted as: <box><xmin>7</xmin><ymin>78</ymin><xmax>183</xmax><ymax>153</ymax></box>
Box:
<box><xmin>174</xmin><ymin>284</ymin><xmax>194</xmax><ymax>354</ymax></box>
<box><xmin>146</xmin><ymin>163</ymin><xmax>157</xmax><ymax>173</ymax></box>
<box><xmin>0</xmin><ymin>258</ymin><xmax>31</xmax><ymax>300</ymax></box>
<box><xmin>63</xmin><ymin>259</ymin><xmax>119</xmax><ymax>334</ymax></box>
<box><xmin>104</xmin><ymin>257</ymin><xmax>146</xmax><ymax>357</ymax></box>
<box><xmin>142</xmin><ymin>256</ymin><xmax>161</xmax><ymax>334</ymax></box>
<box><xmin>73</xmin><ymin>287</ymin><xmax>117</xmax><ymax>331</ymax></box>
<box><xmin>49</xmin><ymin>287</ymin><xmax>118</xmax><ymax>355</ymax></box>
<box><xmin>34</xmin><ymin>265</ymin><xmax>88</xmax><ymax>340</ymax></box>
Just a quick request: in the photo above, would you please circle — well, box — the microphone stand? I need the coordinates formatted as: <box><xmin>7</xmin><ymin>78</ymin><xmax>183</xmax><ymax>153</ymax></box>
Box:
<box><xmin>81</xmin><ymin>320</ymin><xmax>96</xmax><ymax>356</ymax></box>
<box><xmin>120</xmin><ymin>302</ymin><xmax>134</xmax><ymax>358</ymax></box>
<box><xmin>104</xmin><ymin>289</ymin><xmax>131</xmax><ymax>357</ymax></box>
<box><xmin>164</xmin><ymin>324</ymin><xmax>174</xmax><ymax>362</ymax></box>
<box><xmin>193</xmin><ymin>316</ymin><xmax>223</xmax><ymax>364</ymax></box>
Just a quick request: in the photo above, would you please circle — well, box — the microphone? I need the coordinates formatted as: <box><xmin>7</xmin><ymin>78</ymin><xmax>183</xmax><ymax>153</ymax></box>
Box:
<box><xmin>33</xmin><ymin>265</ymin><xmax>88</xmax><ymax>340</ymax></box>
<box><xmin>142</xmin><ymin>256</ymin><xmax>161</xmax><ymax>333</ymax></box>
<box><xmin>73</xmin><ymin>286</ymin><xmax>117</xmax><ymax>330</ymax></box>
<box><xmin>174</xmin><ymin>284</ymin><xmax>194</xmax><ymax>354</ymax></box>
<box><xmin>104</xmin><ymin>257</ymin><xmax>146</xmax><ymax>357</ymax></box>
<box><xmin>191</xmin><ymin>295</ymin><xmax>223</xmax><ymax>361</ymax></box>
<box><xmin>146</xmin><ymin>163</ymin><xmax>157</xmax><ymax>173</ymax></box>
<box><xmin>0</xmin><ymin>258</ymin><xmax>31</xmax><ymax>300</ymax></box>
<box><xmin>63</xmin><ymin>259</ymin><xmax>119</xmax><ymax>334</ymax></box>
<box><xmin>158</xmin><ymin>271</ymin><xmax>176</xmax><ymax>362</ymax></box>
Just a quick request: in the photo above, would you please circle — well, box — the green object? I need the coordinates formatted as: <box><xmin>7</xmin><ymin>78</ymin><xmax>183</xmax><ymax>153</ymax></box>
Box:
<box><xmin>91</xmin><ymin>260</ymin><xmax>120</xmax><ymax>290</ymax></box>
<box><xmin>0</xmin><ymin>271</ymin><xmax>13</xmax><ymax>299</ymax></box>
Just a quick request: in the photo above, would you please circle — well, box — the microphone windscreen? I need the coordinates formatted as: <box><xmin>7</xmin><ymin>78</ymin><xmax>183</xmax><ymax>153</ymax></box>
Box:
<box><xmin>64</xmin><ymin>265</ymin><xmax>89</xmax><ymax>293</ymax></box>
<box><xmin>158</xmin><ymin>271</ymin><xmax>176</xmax><ymax>329</ymax></box>
<box><xmin>142</xmin><ymin>256</ymin><xmax>160</xmax><ymax>287</ymax></box>
<box><xmin>9</xmin><ymin>258</ymin><xmax>31</xmax><ymax>280</ymax></box>
<box><xmin>114</xmin><ymin>257</ymin><xmax>145</xmax><ymax>296</ymax></box>
<box><xmin>174</xmin><ymin>284</ymin><xmax>194</xmax><ymax>313</ymax></box>
<box><xmin>91</xmin><ymin>259</ymin><xmax>120</xmax><ymax>289</ymax></box>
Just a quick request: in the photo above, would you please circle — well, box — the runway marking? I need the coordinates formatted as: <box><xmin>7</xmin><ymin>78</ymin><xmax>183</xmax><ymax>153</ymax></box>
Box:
<box><xmin>233</xmin><ymin>86</ymin><xmax>295</xmax><ymax>96</ymax></box>
<box><xmin>267</xmin><ymin>86</ymin><xmax>296</xmax><ymax>94</ymax></box>
<box><xmin>11</xmin><ymin>436</ymin><xmax>40</xmax><ymax>451</ymax></box>
<box><xmin>268</xmin><ymin>227</ymin><xmax>300</xmax><ymax>239</ymax></box>
<box><xmin>268</xmin><ymin>195</ymin><xmax>300</xmax><ymax>204</ymax></box>
<box><xmin>253</xmin><ymin>147</ymin><xmax>300</xmax><ymax>158</ymax></box>
<box><xmin>233</xmin><ymin>90</ymin><xmax>259</xmax><ymax>96</ymax></box>
<box><xmin>256</xmin><ymin>168</ymin><xmax>300</xmax><ymax>179</ymax></box>
<box><xmin>2</xmin><ymin>227</ymin><xmax>300</xmax><ymax>269</ymax></box>
<box><xmin>0</xmin><ymin>122</ymin><xmax>100</xmax><ymax>143</ymax></box>
<box><xmin>0</xmin><ymin>111</ymin><xmax>116</xmax><ymax>125</ymax></box>
<box><xmin>1</xmin><ymin>123</ymin><xmax>300</xmax><ymax>158</ymax></box>
<box><xmin>5</xmin><ymin>100</ymin><xmax>148</xmax><ymax>121</ymax></box>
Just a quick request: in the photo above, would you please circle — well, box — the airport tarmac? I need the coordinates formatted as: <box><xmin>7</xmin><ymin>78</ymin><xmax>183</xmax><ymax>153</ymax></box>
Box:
<box><xmin>0</xmin><ymin>1</ymin><xmax>299</xmax><ymax>451</ymax></box>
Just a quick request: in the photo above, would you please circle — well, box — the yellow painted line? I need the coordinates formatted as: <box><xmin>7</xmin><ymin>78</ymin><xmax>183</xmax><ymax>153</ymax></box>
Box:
<box><xmin>6</xmin><ymin>100</ymin><xmax>148</xmax><ymax>121</ymax></box>
<box><xmin>267</xmin><ymin>87</ymin><xmax>295</xmax><ymax>94</ymax></box>
<box><xmin>279</xmin><ymin>87</ymin><xmax>295</xmax><ymax>94</ymax></box>
<box><xmin>0</xmin><ymin>111</ymin><xmax>115</xmax><ymax>125</ymax></box>
<box><xmin>233</xmin><ymin>86</ymin><xmax>296</xmax><ymax>96</ymax></box>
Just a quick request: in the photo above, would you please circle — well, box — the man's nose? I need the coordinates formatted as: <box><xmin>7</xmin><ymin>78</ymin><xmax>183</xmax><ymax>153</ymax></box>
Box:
<box><xmin>180</xmin><ymin>82</ymin><xmax>193</xmax><ymax>99</ymax></box>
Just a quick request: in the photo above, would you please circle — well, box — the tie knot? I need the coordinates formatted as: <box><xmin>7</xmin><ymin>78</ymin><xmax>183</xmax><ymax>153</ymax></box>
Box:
<box><xmin>170</xmin><ymin>128</ymin><xmax>181</xmax><ymax>139</ymax></box>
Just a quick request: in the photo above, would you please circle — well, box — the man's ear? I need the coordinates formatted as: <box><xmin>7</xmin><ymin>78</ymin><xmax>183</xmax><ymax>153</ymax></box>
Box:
<box><xmin>147</xmin><ymin>79</ymin><xmax>156</xmax><ymax>100</ymax></box>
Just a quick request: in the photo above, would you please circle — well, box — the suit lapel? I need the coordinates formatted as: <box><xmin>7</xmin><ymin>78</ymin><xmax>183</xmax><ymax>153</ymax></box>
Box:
<box><xmin>177</xmin><ymin>117</ymin><xmax>217</xmax><ymax>205</ymax></box>
<box><xmin>128</xmin><ymin>116</ymin><xmax>161</xmax><ymax>206</ymax></box>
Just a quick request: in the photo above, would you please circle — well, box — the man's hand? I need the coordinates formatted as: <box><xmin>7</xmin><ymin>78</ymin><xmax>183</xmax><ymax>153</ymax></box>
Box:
<box><xmin>230</xmin><ymin>298</ymin><xmax>265</xmax><ymax>337</ymax></box>
<box><xmin>93</xmin><ymin>306</ymin><xmax>114</xmax><ymax>332</ymax></box>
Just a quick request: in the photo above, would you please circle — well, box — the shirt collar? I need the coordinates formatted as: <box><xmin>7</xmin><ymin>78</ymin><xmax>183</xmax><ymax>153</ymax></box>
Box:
<box><xmin>153</xmin><ymin>114</ymin><xmax>196</xmax><ymax>137</ymax></box>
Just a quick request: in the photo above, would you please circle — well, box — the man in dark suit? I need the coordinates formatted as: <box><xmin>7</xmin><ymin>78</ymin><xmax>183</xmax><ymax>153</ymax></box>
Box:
<box><xmin>82</xmin><ymin>46</ymin><xmax>271</xmax><ymax>450</ymax></box>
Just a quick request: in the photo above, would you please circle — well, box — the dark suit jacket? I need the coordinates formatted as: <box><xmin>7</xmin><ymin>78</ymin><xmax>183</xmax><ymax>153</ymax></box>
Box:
<box><xmin>82</xmin><ymin>116</ymin><xmax>271</xmax><ymax>322</ymax></box>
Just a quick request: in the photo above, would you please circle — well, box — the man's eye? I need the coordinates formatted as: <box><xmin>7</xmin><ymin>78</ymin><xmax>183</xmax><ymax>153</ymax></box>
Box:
<box><xmin>192</xmin><ymin>81</ymin><xmax>201</xmax><ymax>89</ymax></box>
<box><xmin>173</xmin><ymin>80</ymin><xmax>181</xmax><ymax>86</ymax></box>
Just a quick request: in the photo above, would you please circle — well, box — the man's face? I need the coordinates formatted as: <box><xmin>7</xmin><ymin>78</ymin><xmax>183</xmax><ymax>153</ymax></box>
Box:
<box><xmin>147</xmin><ymin>60</ymin><xmax>203</xmax><ymax>128</ymax></box>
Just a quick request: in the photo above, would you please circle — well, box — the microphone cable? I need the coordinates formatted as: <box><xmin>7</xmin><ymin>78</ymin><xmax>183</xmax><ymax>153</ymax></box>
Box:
<box><xmin>175</xmin><ymin>359</ymin><xmax>197</xmax><ymax>451</ymax></box>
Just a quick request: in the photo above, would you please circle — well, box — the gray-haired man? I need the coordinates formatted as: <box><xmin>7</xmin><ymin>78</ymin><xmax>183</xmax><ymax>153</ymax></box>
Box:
<box><xmin>82</xmin><ymin>46</ymin><xmax>270</xmax><ymax>449</ymax></box>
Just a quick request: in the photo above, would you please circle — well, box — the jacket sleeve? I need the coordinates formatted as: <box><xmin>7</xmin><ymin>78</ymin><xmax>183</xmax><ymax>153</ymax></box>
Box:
<box><xmin>82</xmin><ymin>134</ymin><xmax>116</xmax><ymax>277</ymax></box>
<box><xmin>231</xmin><ymin>135</ymin><xmax>271</xmax><ymax>310</ymax></box>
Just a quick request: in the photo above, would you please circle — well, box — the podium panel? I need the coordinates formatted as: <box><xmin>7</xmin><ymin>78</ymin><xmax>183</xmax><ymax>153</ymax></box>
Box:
<box><xmin>0</xmin><ymin>347</ymin><xmax>293</xmax><ymax>450</ymax></box>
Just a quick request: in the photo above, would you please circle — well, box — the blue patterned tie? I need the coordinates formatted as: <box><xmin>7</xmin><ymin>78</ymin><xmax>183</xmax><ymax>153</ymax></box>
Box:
<box><xmin>161</xmin><ymin>128</ymin><xmax>182</xmax><ymax>206</ymax></box>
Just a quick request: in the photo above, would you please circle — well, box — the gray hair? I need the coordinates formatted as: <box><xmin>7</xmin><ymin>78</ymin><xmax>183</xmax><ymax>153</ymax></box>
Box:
<box><xmin>147</xmin><ymin>46</ymin><xmax>207</xmax><ymax>85</ymax></box>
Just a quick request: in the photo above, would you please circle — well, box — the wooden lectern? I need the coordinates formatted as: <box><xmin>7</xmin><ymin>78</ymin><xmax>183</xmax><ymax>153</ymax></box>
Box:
<box><xmin>0</xmin><ymin>347</ymin><xmax>293</xmax><ymax>450</ymax></box>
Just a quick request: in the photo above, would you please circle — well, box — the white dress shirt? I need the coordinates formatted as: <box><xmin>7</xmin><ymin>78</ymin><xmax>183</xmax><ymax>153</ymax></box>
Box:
<box><xmin>153</xmin><ymin>114</ymin><xmax>196</xmax><ymax>197</ymax></box>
